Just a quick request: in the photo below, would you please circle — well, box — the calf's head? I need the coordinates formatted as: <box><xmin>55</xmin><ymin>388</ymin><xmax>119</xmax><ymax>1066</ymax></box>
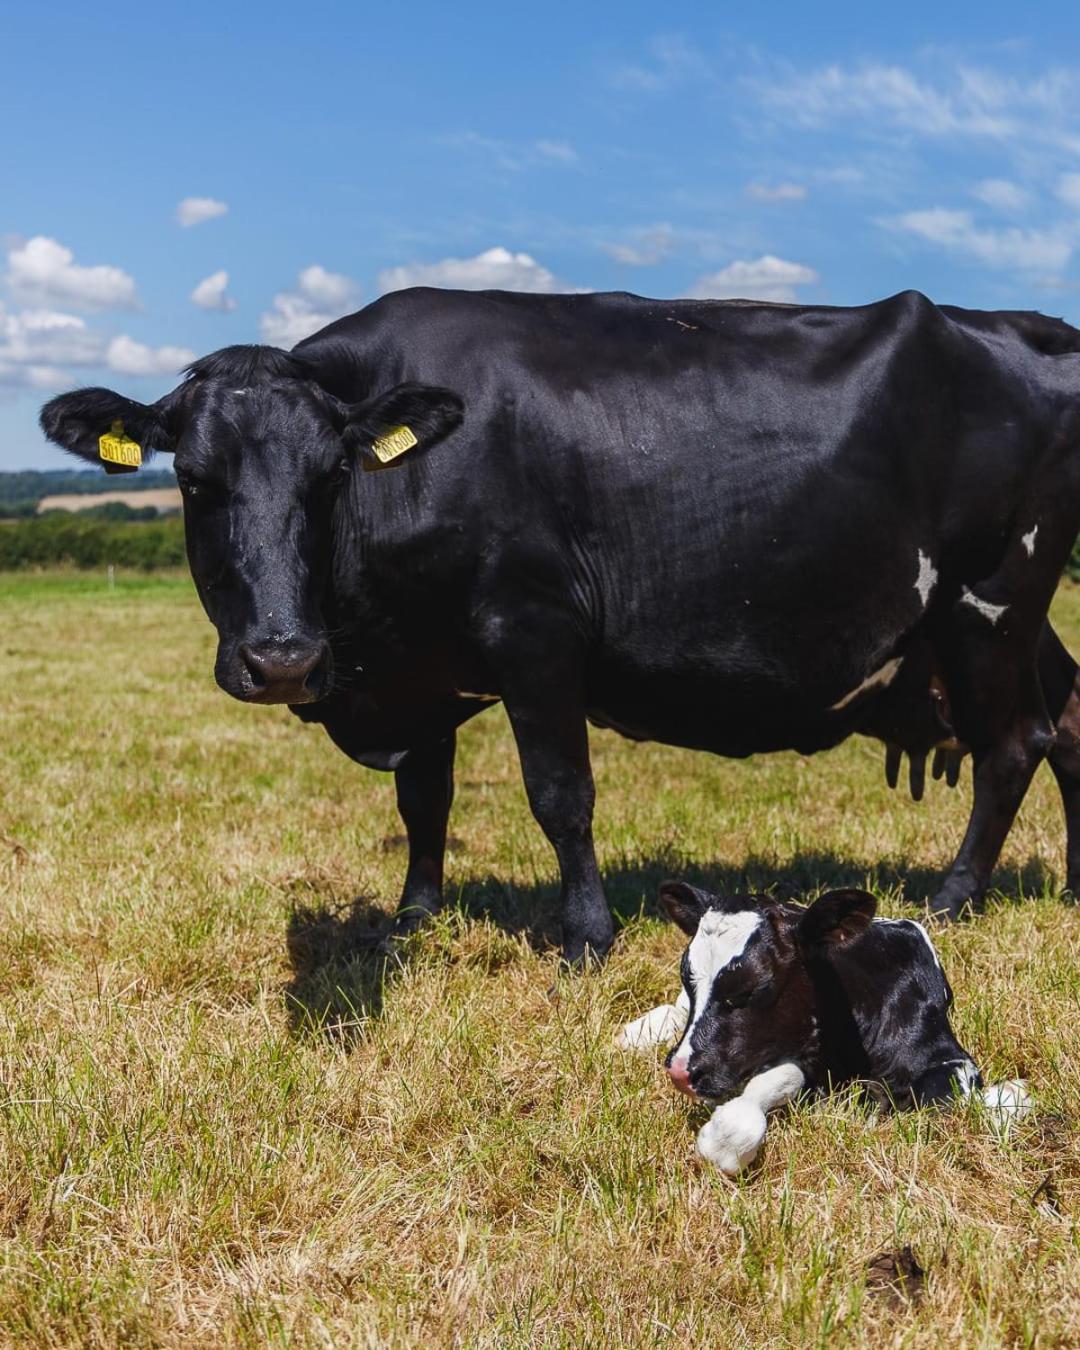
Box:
<box><xmin>40</xmin><ymin>346</ymin><xmax>463</xmax><ymax>704</ymax></box>
<box><xmin>660</xmin><ymin>881</ymin><xmax>977</xmax><ymax>1107</ymax></box>
<box><xmin>660</xmin><ymin>882</ymin><xmax>833</xmax><ymax>1101</ymax></box>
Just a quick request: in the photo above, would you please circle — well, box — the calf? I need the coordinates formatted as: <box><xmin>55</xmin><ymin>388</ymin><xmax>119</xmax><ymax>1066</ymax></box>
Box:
<box><xmin>620</xmin><ymin>883</ymin><xmax>1029</xmax><ymax>1174</ymax></box>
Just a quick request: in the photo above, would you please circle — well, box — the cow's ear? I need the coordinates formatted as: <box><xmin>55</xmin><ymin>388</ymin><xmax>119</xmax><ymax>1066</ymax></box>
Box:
<box><xmin>338</xmin><ymin>382</ymin><xmax>464</xmax><ymax>469</ymax></box>
<box><xmin>658</xmin><ymin>881</ymin><xmax>714</xmax><ymax>936</ymax></box>
<box><xmin>799</xmin><ymin>888</ymin><xmax>877</xmax><ymax>947</ymax></box>
<box><xmin>40</xmin><ymin>387</ymin><xmax>176</xmax><ymax>471</ymax></box>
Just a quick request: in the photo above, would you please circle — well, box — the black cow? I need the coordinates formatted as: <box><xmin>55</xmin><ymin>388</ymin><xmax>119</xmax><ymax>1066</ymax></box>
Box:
<box><xmin>39</xmin><ymin>287</ymin><xmax>1080</xmax><ymax>965</ymax></box>
<box><xmin>618</xmin><ymin>881</ymin><xmax>1030</xmax><ymax>1174</ymax></box>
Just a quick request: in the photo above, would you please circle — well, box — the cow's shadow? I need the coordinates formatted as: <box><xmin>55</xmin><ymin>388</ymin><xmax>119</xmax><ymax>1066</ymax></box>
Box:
<box><xmin>282</xmin><ymin>848</ymin><xmax>1055</xmax><ymax>1044</ymax></box>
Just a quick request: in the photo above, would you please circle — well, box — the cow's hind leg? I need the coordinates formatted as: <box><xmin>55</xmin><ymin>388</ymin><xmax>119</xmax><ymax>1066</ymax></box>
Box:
<box><xmin>1037</xmin><ymin>623</ymin><xmax>1080</xmax><ymax>895</ymax></box>
<box><xmin>930</xmin><ymin>530</ymin><xmax>1069</xmax><ymax>919</ymax></box>
<box><xmin>386</xmin><ymin>733</ymin><xmax>456</xmax><ymax>940</ymax></box>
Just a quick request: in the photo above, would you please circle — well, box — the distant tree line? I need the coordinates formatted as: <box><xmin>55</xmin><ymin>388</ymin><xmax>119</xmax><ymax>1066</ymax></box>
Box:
<box><xmin>0</xmin><ymin>467</ymin><xmax>178</xmax><ymax>518</ymax></box>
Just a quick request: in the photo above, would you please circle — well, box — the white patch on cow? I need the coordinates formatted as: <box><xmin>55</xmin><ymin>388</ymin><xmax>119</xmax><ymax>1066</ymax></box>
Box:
<box><xmin>915</xmin><ymin>550</ymin><xmax>938</xmax><ymax>607</ymax></box>
<box><xmin>668</xmin><ymin>909</ymin><xmax>762</xmax><ymax>1073</ymax></box>
<box><xmin>960</xmin><ymin>588</ymin><xmax>1007</xmax><ymax>624</ymax></box>
<box><xmin>454</xmin><ymin>690</ymin><xmax>499</xmax><ymax>701</ymax></box>
<box><xmin>617</xmin><ymin>990</ymin><xmax>690</xmax><ymax>1051</ymax></box>
<box><xmin>696</xmin><ymin>1062</ymin><xmax>805</xmax><ymax>1175</ymax></box>
<box><xmin>830</xmin><ymin>657</ymin><xmax>904</xmax><ymax>711</ymax></box>
<box><xmin>1021</xmin><ymin>525</ymin><xmax>1038</xmax><ymax>557</ymax></box>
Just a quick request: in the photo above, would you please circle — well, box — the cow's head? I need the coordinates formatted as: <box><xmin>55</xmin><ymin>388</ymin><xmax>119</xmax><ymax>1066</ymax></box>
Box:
<box><xmin>660</xmin><ymin>882</ymin><xmax>877</xmax><ymax>1101</ymax></box>
<box><xmin>40</xmin><ymin>347</ymin><xmax>463</xmax><ymax>704</ymax></box>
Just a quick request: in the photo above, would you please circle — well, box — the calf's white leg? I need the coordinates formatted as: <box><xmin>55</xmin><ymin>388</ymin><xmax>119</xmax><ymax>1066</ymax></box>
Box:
<box><xmin>696</xmin><ymin>1062</ymin><xmax>806</xmax><ymax>1175</ymax></box>
<box><xmin>617</xmin><ymin>989</ymin><xmax>690</xmax><ymax>1051</ymax></box>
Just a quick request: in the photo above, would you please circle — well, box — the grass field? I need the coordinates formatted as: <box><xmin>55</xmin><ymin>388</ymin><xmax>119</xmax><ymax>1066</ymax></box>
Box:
<box><xmin>1</xmin><ymin>571</ymin><xmax>1079</xmax><ymax>1347</ymax></box>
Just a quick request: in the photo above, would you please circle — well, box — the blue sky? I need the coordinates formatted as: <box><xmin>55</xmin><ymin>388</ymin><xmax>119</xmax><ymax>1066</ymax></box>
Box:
<box><xmin>5</xmin><ymin>1</ymin><xmax>1080</xmax><ymax>468</ymax></box>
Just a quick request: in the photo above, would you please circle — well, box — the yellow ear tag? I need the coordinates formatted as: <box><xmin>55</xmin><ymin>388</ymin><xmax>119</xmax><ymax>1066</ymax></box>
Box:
<box><xmin>98</xmin><ymin>419</ymin><xmax>142</xmax><ymax>469</ymax></box>
<box><xmin>369</xmin><ymin>424</ymin><xmax>418</xmax><ymax>465</ymax></box>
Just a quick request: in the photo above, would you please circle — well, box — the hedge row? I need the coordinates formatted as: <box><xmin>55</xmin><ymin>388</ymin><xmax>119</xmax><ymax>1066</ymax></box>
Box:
<box><xmin>2</xmin><ymin>511</ymin><xmax>1080</xmax><ymax>580</ymax></box>
<box><xmin>0</xmin><ymin>513</ymin><xmax>186</xmax><ymax>570</ymax></box>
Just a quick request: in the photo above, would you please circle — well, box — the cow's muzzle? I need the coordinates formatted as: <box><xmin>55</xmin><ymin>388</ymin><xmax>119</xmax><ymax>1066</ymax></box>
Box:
<box><xmin>234</xmin><ymin>639</ymin><xmax>333</xmax><ymax>705</ymax></box>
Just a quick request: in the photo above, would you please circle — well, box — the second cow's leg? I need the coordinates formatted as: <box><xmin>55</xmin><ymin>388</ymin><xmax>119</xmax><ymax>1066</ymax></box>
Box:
<box><xmin>1037</xmin><ymin>623</ymin><xmax>1080</xmax><ymax>895</ymax></box>
<box><xmin>931</xmin><ymin>536</ymin><xmax>1067</xmax><ymax>918</ymax></box>
<box><xmin>387</xmin><ymin>733</ymin><xmax>456</xmax><ymax>939</ymax></box>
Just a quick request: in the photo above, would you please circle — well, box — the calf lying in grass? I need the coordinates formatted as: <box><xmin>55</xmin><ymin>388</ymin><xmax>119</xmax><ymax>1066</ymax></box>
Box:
<box><xmin>620</xmin><ymin>884</ymin><xmax>1030</xmax><ymax>1174</ymax></box>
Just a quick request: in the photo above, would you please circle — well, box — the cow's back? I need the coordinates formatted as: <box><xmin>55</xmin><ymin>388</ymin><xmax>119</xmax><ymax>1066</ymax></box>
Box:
<box><xmin>302</xmin><ymin>289</ymin><xmax>1080</xmax><ymax>754</ymax></box>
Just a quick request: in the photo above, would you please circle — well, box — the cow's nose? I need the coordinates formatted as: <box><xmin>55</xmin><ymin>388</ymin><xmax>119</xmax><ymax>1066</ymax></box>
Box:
<box><xmin>239</xmin><ymin>640</ymin><xmax>331</xmax><ymax>704</ymax></box>
<box><xmin>666</xmin><ymin>1058</ymin><xmax>697</xmax><ymax>1097</ymax></box>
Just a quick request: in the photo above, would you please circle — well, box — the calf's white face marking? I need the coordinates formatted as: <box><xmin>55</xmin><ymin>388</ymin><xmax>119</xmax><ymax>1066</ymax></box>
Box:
<box><xmin>669</xmin><ymin>908</ymin><xmax>762</xmax><ymax>1071</ymax></box>
<box><xmin>1021</xmin><ymin>525</ymin><xmax>1038</xmax><ymax>558</ymax></box>
<box><xmin>915</xmin><ymin>550</ymin><xmax>938</xmax><ymax>607</ymax></box>
<box><xmin>830</xmin><ymin>656</ymin><xmax>904</xmax><ymax>711</ymax></box>
<box><xmin>960</xmin><ymin>587</ymin><xmax>1007</xmax><ymax>625</ymax></box>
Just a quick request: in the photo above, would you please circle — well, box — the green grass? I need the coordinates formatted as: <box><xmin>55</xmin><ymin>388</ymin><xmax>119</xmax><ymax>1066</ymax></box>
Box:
<box><xmin>1</xmin><ymin>571</ymin><xmax>1079</xmax><ymax>1346</ymax></box>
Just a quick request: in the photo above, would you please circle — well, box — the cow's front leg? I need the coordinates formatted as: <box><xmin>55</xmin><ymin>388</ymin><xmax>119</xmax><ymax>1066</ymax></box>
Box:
<box><xmin>386</xmin><ymin>733</ymin><xmax>456</xmax><ymax>940</ymax></box>
<box><xmin>502</xmin><ymin>676</ymin><xmax>614</xmax><ymax>967</ymax></box>
<box><xmin>697</xmin><ymin>1063</ymin><xmax>806</xmax><ymax>1175</ymax></box>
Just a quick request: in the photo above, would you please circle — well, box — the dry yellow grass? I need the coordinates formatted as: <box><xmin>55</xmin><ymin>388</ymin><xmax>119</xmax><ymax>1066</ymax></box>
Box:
<box><xmin>0</xmin><ymin>570</ymin><xmax>1078</xmax><ymax>1347</ymax></box>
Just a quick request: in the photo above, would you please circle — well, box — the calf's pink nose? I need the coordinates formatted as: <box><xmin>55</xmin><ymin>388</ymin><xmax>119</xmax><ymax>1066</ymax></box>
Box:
<box><xmin>666</xmin><ymin>1058</ymin><xmax>696</xmax><ymax>1097</ymax></box>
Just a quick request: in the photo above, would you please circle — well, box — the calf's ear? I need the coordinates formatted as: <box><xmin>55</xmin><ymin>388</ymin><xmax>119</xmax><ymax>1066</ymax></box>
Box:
<box><xmin>339</xmin><ymin>382</ymin><xmax>464</xmax><ymax>469</ymax></box>
<box><xmin>799</xmin><ymin>888</ymin><xmax>876</xmax><ymax>947</ymax></box>
<box><xmin>40</xmin><ymin>388</ymin><xmax>176</xmax><ymax>471</ymax></box>
<box><xmin>658</xmin><ymin>881</ymin><xmax>714</xmax><ymax>936</ymax></box>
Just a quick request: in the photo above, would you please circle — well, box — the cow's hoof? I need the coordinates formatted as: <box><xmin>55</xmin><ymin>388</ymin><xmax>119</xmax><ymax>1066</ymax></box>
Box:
<box><xmin>558</xmin><ymin>939</ymin><xmax>612</xmax><ymax>973</ymax></box>
<box><xmin>928</xmin><ymin>875</ymin><xmax>983</xmax><ymax>923</ymax></box>
<box><xmin>925</xmin><ymin>899</ymin><xmax>960</xmax><ymax>925</ymax></box>
<box><xmin>377</xmin><ymin>905</ymin><xmax>438</xmax><ymax>955</ymax></box>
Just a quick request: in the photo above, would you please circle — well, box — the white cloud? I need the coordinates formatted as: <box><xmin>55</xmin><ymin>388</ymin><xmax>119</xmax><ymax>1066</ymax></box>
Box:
<box><xmin>611</xmin><ymin>35</ymin><xmax>709</xmax><ymax>93</ymax></box>
<box><xmin>972</xmin><ymin>178</ymin><xmax>1030</xmax><ymax>212</ymax></box>
<box><xmin>190</xmin><ymin>269</ymin><xmax>236</xmax><ymax>312</ymax></box>
<box><xmin>534</xmin><ymin>139</ymin><xmax>578</xmax><ymax>163</ymax></box>
<box><xmin>754</xmin><ymin>59</ymin><xmax>1080</xmax><ymax>156</ymax></box>
<box><xmin>176</xmin><ymin>197</ymin><xmax>229</xmax><ymax>228</ymax></box>
<box><xmin>1057</xmin><ymin>173</ymin><xmax>1080</xmax><ymax>211</ymax></box>
<box><xmin>683</xmin><ymin>255</ymin><xmax>819</xmax><ymax>302</ymax></box>
<box><xmin>0</xmin><ymin>360</ymin><xmax>66</xmax><ymax>390</ymax></box>
<box><xmin>105</xmin><ymin>335</ymin><xmax>196</xmax><ymax>376</ymax></box>
<box><xmin>745</xmin><ymin>182</ymin><xmax>807</xmax><ymax>203</ymax></box>
<box><xmin>293</xmin><ymin>264</ymin><xmax>356</xmax><ymax>309</ymax></box>
<box><xmin>0</xmin><ymin>298</ymin><xmax>194</xmax><ymax>388</ymax></box>
<box><xmin>756</xmin><ymin>62</ymin><xmax>1014</xmax><ymax>137</ymax></box>
<box><xmin>601</xmin><ymin>226</ymin><xmax>674</xmax><ymax>266</ymax></box>
<box><xmin>259</xmin><ymin>265</ymin><xmax>360</xmax><ymax>347</ymax></box>
<box><xmin>378</xmin><ymin>245</ymin><xmax>583</xmax><ymax>294</ymax></box>
<box><xmin>5</xmin><ymin>236</ymin><xmax>138</xmax><ymax>311</ymax></box>
<box><xmin>0</xmin><ymin>304</ymin><xmax>104</xmax><ymax>369</ymax></box>
<box><xmin>891</xmin><ymin>208</ymin><xmax>1072</xmax><ymax>271</ymax></box>
<box><xmin>441</xmin><ymin>131</ymin><xmax>580</xmax><ymax>172</ymax></box>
